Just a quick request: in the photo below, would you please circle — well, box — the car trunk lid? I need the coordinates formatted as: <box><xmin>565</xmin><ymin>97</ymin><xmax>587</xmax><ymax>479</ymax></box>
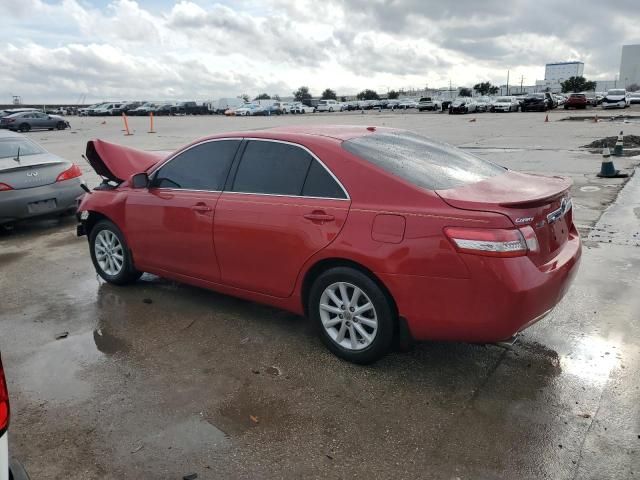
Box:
<box><xmin>0</xmin><ymin>154</ymin><xmax>68</xmax><ymax>189</ymax></box>
<box><xmin>86</xmin><ymin>139</ymin><xmax>169</xmax><ymax>183</ymax></box>
<box><xmin>436</xmin><ymin>171</ymin><xmax>573</xmax><ymax>265</ymax></box>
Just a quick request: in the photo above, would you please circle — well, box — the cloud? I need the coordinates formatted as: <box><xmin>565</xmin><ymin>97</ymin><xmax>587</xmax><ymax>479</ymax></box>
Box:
<box><xmin>1</xmin><ymin>0</ymin><xmax>639</xmax><ymax>102</ymax></box>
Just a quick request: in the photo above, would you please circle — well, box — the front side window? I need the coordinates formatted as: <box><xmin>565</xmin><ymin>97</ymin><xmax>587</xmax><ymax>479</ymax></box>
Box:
<box><xmin>153</xmin><ymin>140</ymin><xmax>240</xmax><ymax>191</ymax></box>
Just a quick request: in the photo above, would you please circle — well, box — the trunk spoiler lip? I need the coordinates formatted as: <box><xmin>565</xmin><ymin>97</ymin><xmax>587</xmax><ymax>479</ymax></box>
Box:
<box><xmin>436</xmin><ymin>171</ymin><xmax>572</xmax><ymax>209</ymax></box>
<box><xmin>86</xmin><ymin>139</ymin><xmax>170</xmax><ymax>183</ymax></box>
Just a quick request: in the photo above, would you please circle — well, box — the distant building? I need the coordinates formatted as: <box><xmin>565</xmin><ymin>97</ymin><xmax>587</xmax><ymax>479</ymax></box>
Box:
<box><xmin>544</xmin><ymin>62</ymin><xmax>584</xmax><ymax>83</ymax></box>
<box><xmin>619</xmin><ymin>44</ymin><xmax>640</xmax><ymax>88</ymax></box>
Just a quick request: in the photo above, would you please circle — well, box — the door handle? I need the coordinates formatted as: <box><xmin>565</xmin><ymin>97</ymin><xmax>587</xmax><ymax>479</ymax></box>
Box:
<box><xmin>191</xmin><ymin>203</ymin><xmax>212</xmax><ymax>213</ymax></box>
<box><xmin>304</xmin><ymin>211</ymin><xmax>335</xmax><ymax>223</ymax></box>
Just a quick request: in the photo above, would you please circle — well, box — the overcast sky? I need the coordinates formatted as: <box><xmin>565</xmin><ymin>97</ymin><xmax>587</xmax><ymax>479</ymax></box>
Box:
<box><xmin>1</xmin><ymin>0</ymin><xmax>639</xmax><ymax>103</ymax></box>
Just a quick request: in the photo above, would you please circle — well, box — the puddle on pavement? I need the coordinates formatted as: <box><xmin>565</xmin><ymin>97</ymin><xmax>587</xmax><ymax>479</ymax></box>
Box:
<box><xmin>0</xmin><ymin>251</ymin><xmax>27</xmax><ymax>266</ymax></box>
<box><xmin>93</xmin><ymin>328</ymin><xmax>130</xmax><ymax>355</ymax></box>
<box><xmin>562</xmin><ymin>334</ymin><xmax>622</xmax><ymax>386</ymax></box>
<box><xmin>16</xmin><ymin>331</ymin><xmax>102</xmax><ymax>405</ymax></box>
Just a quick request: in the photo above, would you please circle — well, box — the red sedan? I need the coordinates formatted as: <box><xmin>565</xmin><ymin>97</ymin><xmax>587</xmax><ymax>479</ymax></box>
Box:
<box><xmin>77</xmin><ymin>126</ymin><xmax>581</xmax><ymax>364</ymax></box>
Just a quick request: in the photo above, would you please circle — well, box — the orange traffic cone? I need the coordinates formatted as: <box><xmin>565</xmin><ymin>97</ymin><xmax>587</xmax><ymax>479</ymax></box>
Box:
<box><xmin>544</xmin><ymin>114</ymin><xmax>549</xmax><ymax>122</ymax></box>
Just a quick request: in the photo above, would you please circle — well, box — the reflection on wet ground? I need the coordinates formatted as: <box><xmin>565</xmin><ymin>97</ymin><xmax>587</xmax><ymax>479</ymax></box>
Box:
<box><xmin>1</xmin><ymin>171</ymin><xmax>639</xmax><ymax>478</ymax></box>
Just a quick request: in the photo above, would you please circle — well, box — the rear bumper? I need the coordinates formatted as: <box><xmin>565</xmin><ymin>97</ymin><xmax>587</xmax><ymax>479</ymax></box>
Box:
<box><xmin>0</xmin><ymin>178</ymin><xmax>84</xmax><ymax>224</ymax></box>
<box><xmin>379</xmin><ymin>230</ymin><xmax>582</xmax><ymax>343</ymax></box>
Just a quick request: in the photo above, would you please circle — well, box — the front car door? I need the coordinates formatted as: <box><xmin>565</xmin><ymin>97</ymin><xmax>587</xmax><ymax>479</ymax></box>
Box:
<box><xmin>125</xmin><ymin>139</ymin><xmax>241</xmax><ymax>282</ymax></box>
<box><xmin>214</xmin><ymin>139</ymin><xmax>350</xmax><ymax>298</ymax></box>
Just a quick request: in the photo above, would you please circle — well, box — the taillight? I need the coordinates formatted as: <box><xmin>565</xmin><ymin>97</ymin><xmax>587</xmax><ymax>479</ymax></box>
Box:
<box><xmin>56</xmin><ymin>164</ymin><xmax>82</xmax><ymax>182</ymax></box>
<box><xmin>444</xmin><ymin>227</ymin><xmax>528</xmax><ymax>258</ymax></box>
<box><xmin>0</xmin><ymin>182</ymin><xmax>13</xmax><ymax>191</ymax></box>
<box><xmin>0</xmin><ymin>356</ymin><xmax>9</xmax><ymax>435</ymax></box>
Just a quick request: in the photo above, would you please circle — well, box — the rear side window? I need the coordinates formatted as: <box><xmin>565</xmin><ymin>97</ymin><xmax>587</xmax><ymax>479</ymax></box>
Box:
<box><xmin>153</xmin><ymin>140</ymin><xmax>240</xmax><ymax>190</ymax></box>
<box><xmin>302</xmin><ymin>160</ymin><xmax>347</xmax><ymax>199</ymax></box>
<box><xmin>232</xmin><ymin>141</ymin><xmax>312</xmax><ymax>195</ymax></box>
<box><xmin>343</xmin><ymin>131</ymin><xmax>505</xmax><ymax>190</ymax></box>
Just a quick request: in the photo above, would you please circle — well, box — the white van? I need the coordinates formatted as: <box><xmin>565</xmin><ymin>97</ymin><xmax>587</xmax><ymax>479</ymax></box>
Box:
<box><xmin>214</xmin><ymin>98</ymin><xmax>245</xmax><ymax>114</ymax></box>
<box><xmin>316</xmin><ymin>99</ymin><xmax>343</xmax><ymax>112</ymax></box>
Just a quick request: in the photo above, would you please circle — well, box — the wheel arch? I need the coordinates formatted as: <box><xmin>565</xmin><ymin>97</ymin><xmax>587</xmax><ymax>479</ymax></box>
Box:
<box><xmin>300</xmin><ymin>257</ymin><xmax>398</xmax><ymax>319</ymax></box>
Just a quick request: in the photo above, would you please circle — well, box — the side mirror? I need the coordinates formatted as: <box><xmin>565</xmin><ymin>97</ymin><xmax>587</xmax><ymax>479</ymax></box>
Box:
<box><xmin>130</xmin><ymin>172</ymin><xmax>149</xmax><ymax>189</ymax></box>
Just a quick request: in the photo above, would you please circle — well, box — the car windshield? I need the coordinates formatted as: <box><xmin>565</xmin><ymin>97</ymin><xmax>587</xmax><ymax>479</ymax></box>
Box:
<box><xmin>0</xmin><ymin>138</ymin><xmax>46</xmax><ymax>159</ymax></box>
<box><xmin>342</xmin><ymin>130</ymin><xmax>505</xmax><ymax>190</ymax></box>
<box><xmin>608</xmin><ymin>90</ymin><xmax>625</xmax><ymax>95</ymax></box>
<box><xmin>528</xmin><ymin>94</ymin><xmax>544</xmax><ymax>99</ymax></box>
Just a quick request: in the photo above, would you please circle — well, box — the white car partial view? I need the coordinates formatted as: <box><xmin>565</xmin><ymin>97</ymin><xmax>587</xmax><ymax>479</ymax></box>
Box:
<box><xmin>601</xmin><ymin>89</ymin><xmax>630</xmax><ymax>109</ymax></box>
<box><xmin>1</xmin><ymin>354</ymin><xmax>30</xmax><ymax>480</ymax></box>
<box><xmin>397</xmin><ymin>99</ymin><xmax>418</xmax><ymax>109</ymax></box>
<box><xmin>290</xmin><ymin>102</ymin><xmax>315</xmax><ymax>114</ymax></box>
<box><xmin>492</xmin><ymin>96</ymin><xmax>520</xmax><ymax>112</ymax></box>
<box><xmin>316</xmin><ymin>99</ymin><xmax>343</xmax><ymax>112</ymax></box>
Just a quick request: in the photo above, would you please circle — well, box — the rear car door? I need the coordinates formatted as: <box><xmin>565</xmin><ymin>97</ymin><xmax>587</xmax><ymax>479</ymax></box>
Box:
<box><xmin>125</xmin><ymin>139</ymin><xmax>240</xmax><ymax>282</ymax></box>
<box><xmin>215</xmin><ymin>139</ymin><xmax>350</xmax><ymax>297</ymax></box>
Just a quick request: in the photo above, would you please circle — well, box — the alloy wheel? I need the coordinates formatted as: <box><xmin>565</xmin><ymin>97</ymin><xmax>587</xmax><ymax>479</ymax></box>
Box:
<box><xmin>319</xmin><ymin>282</ymin><xmax>378</xmax><ymax>351</ymax></box>
<box><xmin>95</xmin><ymin>229</ymin><xmax>124</xmax><ymax>276</ymax></box>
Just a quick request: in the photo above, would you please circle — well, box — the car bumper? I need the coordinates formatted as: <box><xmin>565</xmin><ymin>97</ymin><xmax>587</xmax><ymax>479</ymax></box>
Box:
<box><xmin>602</xmin><ymin>102</ymin><xmax>625</xmax><ymax>109</ymax></box>
<box><xmin>493</xmin><ymin>106</ymin><xmax>512</xmax><ymax>111</ymax></box>
<box><xmin>379</xmin><ymin>229</ymin><xmax>582</xmax><ymax>343</ymax></box>
<box><xmin>0</xmin><ymin>178</ymin><xmax>84</xmax><ymax>224</ymax></box>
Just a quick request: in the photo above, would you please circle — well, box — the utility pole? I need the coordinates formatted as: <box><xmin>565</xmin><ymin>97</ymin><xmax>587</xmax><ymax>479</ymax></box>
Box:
<box><xmin>506</xmin><ymin>70</ymin><xmax>510</xmax><ymax>96</ymax></box>
<box><xmin>520</xmin><ymin>75</ymin><xmax>524</xmax><ymax>94</ymax></box>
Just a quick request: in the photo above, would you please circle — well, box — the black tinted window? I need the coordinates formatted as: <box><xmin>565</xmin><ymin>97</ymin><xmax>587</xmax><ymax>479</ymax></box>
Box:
<box><xmin>302</xmin><ymin>160</ymin><xmax>346</xmax><ymax>198</ymax></box>
<box><xmin>154</xmin><ymin>140</ymin><xmax>239</xmax><ymax>190</ymax></box>
<box><xmin>343</xmin><ymin>131</ymin><xmax>505</xmax><ymax>190</ymax></box>
<box><xmin>232</xmin><ymin>141</ymin><xmax>311</xmax><ymax>195</ymax></box>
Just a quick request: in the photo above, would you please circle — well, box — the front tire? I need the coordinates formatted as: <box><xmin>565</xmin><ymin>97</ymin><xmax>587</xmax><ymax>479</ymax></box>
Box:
<box><xmin>89</xmin><ymin>220</ymin><xmax>142</xmax><ymax>285</ymax></box>
<box><xmin>309</xmin><ymin>267</ymin><xmax>395</xmax><ymax>364</ymax></box>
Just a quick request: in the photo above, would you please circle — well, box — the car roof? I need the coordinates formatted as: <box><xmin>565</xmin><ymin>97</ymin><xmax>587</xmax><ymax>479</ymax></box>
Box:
<box><xmin>193</xmin><ymin>125</ymin><xmax>390</xmax><ymax>144</ymax></box>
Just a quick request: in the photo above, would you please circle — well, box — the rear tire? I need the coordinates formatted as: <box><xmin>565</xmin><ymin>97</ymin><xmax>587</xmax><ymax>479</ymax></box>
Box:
<box><xmin>309</xmin><ymin>267</ymin><xmax>395</xmax><ymax>364</ymax></box>
<box><xmin>19</xmin><ymin>123</ymin><xmax>30</xmax><ymax>132</ymax></box>
<box><xmin>89</xmin><ymin>220</ymin><xmax>142</xmax><ymax>285</ymax></box>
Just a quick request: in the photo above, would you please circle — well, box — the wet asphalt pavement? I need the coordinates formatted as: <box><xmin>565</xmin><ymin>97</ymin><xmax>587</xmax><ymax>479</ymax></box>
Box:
<box><xmin>1</xmin><ymin>111</ymin><xmax>639</xmax><ymax>479</ymax></box>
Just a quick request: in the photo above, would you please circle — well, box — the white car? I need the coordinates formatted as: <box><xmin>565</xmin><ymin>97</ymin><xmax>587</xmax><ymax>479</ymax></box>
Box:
<box><xmin>1</xmin><ymin>355</ymin><xmax>29</xmax><ymax>480</ymax></box>
<box><xmin>234</xmin><ymin>104</ymin><xmax>259</xmax><ymax>116</ymax></box>
<box><xmin>601</xmin><ymin>89</ymin><xmax>630</xmax><ymax>109</ymax></box>
<box><xmin>272</xmin><ymin>101</ymin><xmax>292</xmax><ymax>113</ymax></box>
<box><xmin>492</xmin><ymin>96</ymin><xmax>520</xmax><ymax>112</ymax></box>
<box><xmin>628</xmin><ymin>92</ymin><xmax>640</xmax><ymax>104</ymax></box>
<box><xmin>316</xmin><ymin>99</ymin><xmax>343</xmax><ymax>112</ymax></box>
<box><xmin>290</xmin><ymin>102</ymin><xmax>315</xmax><ymax>114</ymax></box>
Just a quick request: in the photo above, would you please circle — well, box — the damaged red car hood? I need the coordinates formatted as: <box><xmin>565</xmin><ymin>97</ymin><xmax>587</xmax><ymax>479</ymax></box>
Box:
<box><xmin>86</xmin><ymin>139</ymin><xmax>170</xmax><ymax>183</ymax></box>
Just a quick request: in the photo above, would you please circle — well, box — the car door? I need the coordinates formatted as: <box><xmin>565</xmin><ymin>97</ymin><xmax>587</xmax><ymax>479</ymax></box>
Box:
<box><xmin>215</xmin><ymin>139</ymin><xmax>350</xmax><ymax>298</ymax></box>
<box><xmin>125</xmin><ymin>139</ymin><xmax>241</xmax><ymax>282</ymax></box>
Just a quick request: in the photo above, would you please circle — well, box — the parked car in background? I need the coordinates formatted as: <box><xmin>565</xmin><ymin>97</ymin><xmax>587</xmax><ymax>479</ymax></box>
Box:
<box><xmin>272</xmin><ymin>102</ymin><xmax>291</xmax><ymax>114</ymax></box>
<box><xmin>1</xmin><ymin>108</ymin><xmax>39</xmax><ymax>120</ymax></box>
<box><xmin>384</xmin><ymin>100</ymin><xmax>400</xmax><ymax>110</ymax></box>
<box><xmin>290</xmin><ymin>102</ymin><xmax>315</xmax><ymax>114</ymax></box>
<box><xmin>78</xmin><ymin>103</ymin><xmax>105</xmax><ymax>116</ymax></box>
<box><xmin>1</xmin><ymin>112</ymin><xmax>69</xmax><ymax>132</ymax></box>
<box><xmin>154</xmin><ymin>103</ymin><xmax>175</xmax><ymax>116</ymax></box>
<box><xmin>129</xmin><ymin>103</ymin><xmax>158</xmax><ymax>116</ymax></box>
<box><xmin>1</xmin><ymin>352</ymin><xmax>30</xmax><ymax>480</ymax></box>
<box><xmin>417</xmin><ymin>97</ymin><xmax>441</xmax><ymax>111</ymax></box>
<box><xmin>91</xmin><ymin>103</ymin><xmax>124</xmax><ymax>116</ymax></box>
<box><xmin>316</xmin><ymin>100</ymin><xmax>342</xmax><ymax>112</ymax></box>
<box><xmin>234</xmin><ymin>104</ymin><xmax>259</xmax><ymax>116</ymax></box>
<box><xmin>475</xmin><ymin>97</ymin><xmax>491</xmax><ymax>112</ymax></box>
<box><xmin>601</xmin><ymin>89</ymin><xmax>629</xmax><ymax>109</ymax></box>
<box><xmin>397</xmin><ymin>99</ymin><xmax>418</xmax><ymax>109</ymax></box>
<box><xmin>492</xmin><ymin>96</ymin><xmax>520</xmax><ymax>112</ymax></box>
<box><xmin>171</xmin><ymin>101</ymin><xmax>208</xmax><ymax>115</ymax></box>
<box><xmin>0</xmin><ymin>130</ymin><xmax>84</xmax><ymax>225</ymax></box>
<box><xmin>212</xmin><ymin>98</ymin><xmax>245</xmax><ymax>114</ymax></box>
<box><xmin>564</xmin><ymin>93</ymin><xmax>588</xmax><ymax>109</ymax></box>
<box><xmin>521</xmin><ymin>93</ymin><xmax>551</xmax><ymax>112</ymax></box>
<box><xmin>628</xmin><ymin>92</ymin><xmax>640</xmax><ymax>104</ymax></box>
<box><xmin>581</xmin><ymin>92</ymin><xmax>597</xmax><ymax>106</ymax></box>
<box><xmin>78</xmin><ymin>125</ymin><xmax>581</xmax><ymax>364</ymax></box>
<box><xmin>449</xmin><ymin>98</ymin><xmax>477</xmax><ymax>114</ymax></box>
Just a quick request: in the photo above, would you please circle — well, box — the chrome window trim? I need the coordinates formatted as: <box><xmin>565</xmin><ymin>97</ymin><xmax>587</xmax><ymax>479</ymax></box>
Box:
<box><xmin>233</xmin><ymin>137</ymin><xmax>350</xmax><ymax>200</ymax></box>
<box><xmin>149</xmin><ymin>136</ymin><xmax>350</xmax><ymax>200</ymax></box>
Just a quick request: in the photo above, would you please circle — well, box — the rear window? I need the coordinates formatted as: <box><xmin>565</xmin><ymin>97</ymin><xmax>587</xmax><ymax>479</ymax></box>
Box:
<box><xmin>342</xmin><ymin>131</ymin><xmax>505</xmax><ymax>190</ymax></box>
<box><xmin>0</xmin><ymin>138</ymin><xmax>46</xmax><ymax>158</ymax></box>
